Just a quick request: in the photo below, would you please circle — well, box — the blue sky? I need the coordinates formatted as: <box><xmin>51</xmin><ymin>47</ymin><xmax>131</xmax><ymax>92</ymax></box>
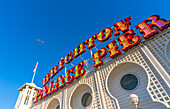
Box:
<box><xmin>0</xmin><ymin>0</ymin><xmax>169</xmax><ymax>108</ymax></box>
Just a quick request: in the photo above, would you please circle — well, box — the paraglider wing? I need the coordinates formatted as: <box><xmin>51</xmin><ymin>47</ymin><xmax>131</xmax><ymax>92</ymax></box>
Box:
<box><xmin>37</xmin><ymin>39</ymin><xmax>44</xmax><ymax>43</ymax></box>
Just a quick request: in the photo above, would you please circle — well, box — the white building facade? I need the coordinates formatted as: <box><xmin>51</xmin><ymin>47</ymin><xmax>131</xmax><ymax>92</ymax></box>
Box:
<box><xmin>14</xmin><ymin>83</ymin><xmax>41</xmax><ymax>109</ymax></box>
<box><xmin>31</xmin><ymin>29</ymin><xmax>170</xmax><ymax>109</ymax></box>
<box><xmin>15</xmin><ymin>15</ymin><xmax>170</xmax><ymax>109</ymax></box>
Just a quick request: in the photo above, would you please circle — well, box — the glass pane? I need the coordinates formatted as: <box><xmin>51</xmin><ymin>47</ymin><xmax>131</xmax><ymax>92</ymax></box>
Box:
<box><xmin>120</xmin><ymin>74</ymin><xmax>138</xmax><ymax>90</ymax></box>
<box><xmin>81</xmin><ymin>93</ymin><xmax>92</xmax><ymax>107</ymax></box>
<box><xmin>56</xmin><ymin>105</ymin><xmax>60</xmax><ymax>109</ymax></box>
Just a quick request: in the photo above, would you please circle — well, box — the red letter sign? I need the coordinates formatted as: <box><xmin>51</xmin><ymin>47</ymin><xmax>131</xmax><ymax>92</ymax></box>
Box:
<box><xmin>42</xmin><ymin>74</ymin><xmax>50</xmax><ymax>87</ymax></box>
<box><xmin>136</xmin><ymin>15</ymin><xmax>170</xmax><ymax>39</ymax></box>
<box><xmin>117</xmin><ymin>29</ymin><xmax>140</xmax><ymax>51</ymax></box>
<box><xmin>33</xmin><ymin>89</ymin><xmax>42</xmax><ymax>103</ymax></box>
<box><xmin>53</xmin><ymin>81</ymin><xmax>59</xmax><ymax>91</ymax></box>
<box><xmin>85</xmin><ymin>35</ymin><xmax>96</xmax><ymax>49</ymax></box>
<box><xmin>95</xmin><ymin>28</ymin><xmax>113</xmax><ymax>42</ymax></box>
<box><xmin>92</xmin><ymin>48</ymin><xmax>107</xmax><ymax>67</ymax></box>
<box><xmin>114</xmin><ymin>16</ymin><xmax>132</xmax><ymax>36</ymax></box>
<box><xmin>106</xmin><ymin>40</ymin><xmax>121</xmax><ymax>58</ymax></box>
<box><xmin>41</xmin><ymin>85</ymin><xmax>47</xmax><ymax>98</ymax></box>
<box><xmin>64</xmin><ymin>52</ymin><xmax>74</xmax><ymax>64</ymax></box>
<box><xmin>50</xmin><ymin>65</ymin><xmax>59</xmax><ymax>79</ymax></box>
<box><xmin>73</xmin><ymin>42</ymin><xmax>86</xmax><ymax>58</ymax></box>
<box><xmin>74</xmin><ymin>61</ymin><xmax>86</xmax><ymax>79</ymax></box>
<box><xmin>58</xmin><ymin>58</ymin><xmax>64</xmax><ymax>71</ymax></box>
<box><xmin>57</xmin><ymin>75</ymin><xmax>65</xmax><ymax>89</ymax></box>
<box><xmin>47</xmin><ymin>81</ymin><xmax>55</xmax><ymax>95</ymax></box>
<box><xmin>64</xmin><ymin>68</ymin><xmax>74</xmax><ymax>84</ymax></box>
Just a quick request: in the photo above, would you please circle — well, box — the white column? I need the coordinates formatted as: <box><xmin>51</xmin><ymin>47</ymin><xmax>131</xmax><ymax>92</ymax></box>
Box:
<box><xmin>63</xmin><ymin>88</ymin><xmax>67</xmax><ymax>109</ymax></box>
<box><xmin>41</xmin><ymin>101</ymin><xmax>45</xmax><ymax>109</ymax></box>
<box><xmin>94</xmin><ymin>70</ymin><xmax>107</xmax><ymax>109</ymax></box>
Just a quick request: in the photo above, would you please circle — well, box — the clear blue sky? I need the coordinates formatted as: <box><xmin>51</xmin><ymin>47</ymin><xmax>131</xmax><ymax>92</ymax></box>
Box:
<box><xmin>0</xmin><ymin>0</ymin><xmax>169</xmax><ymax>108</ymax></box>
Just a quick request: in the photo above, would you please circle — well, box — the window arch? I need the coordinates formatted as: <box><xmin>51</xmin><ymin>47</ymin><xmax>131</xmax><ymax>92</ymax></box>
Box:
<box><xmin>46</xmin><ymin>98</ymin><xmax>60</xmax><ymax>109</ymax></box>
<box><xmin>24</xmin><ymin>96</ymin><xmax>29</xmax><ymax>105</ymax></box>
<box><xmin>70</xmin><ymin>84</ymin><xmax>93</xmax><ymax>109</ymax></box>
<box><xmin>56</xmin><ymin>105</ymin><xmax>60</xmax><ymax>109</ymax></box>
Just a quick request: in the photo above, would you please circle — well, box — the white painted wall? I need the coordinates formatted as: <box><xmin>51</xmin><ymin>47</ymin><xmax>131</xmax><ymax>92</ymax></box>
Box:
<box><xmin>107</xmin><ymin>63</ymin><xmax>167</xmax><ymax>109</ymax></box>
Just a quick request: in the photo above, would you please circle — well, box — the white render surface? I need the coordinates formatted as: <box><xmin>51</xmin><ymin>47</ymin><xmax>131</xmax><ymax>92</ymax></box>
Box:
<box><xmin>14</xmin><ymin>83</ymin><xmax>41</xmax><ymax>109</ymax></box>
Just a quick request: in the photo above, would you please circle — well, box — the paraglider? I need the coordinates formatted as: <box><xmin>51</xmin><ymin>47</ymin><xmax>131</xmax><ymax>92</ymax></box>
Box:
<box><xmin>37</xmin><ymin>39</ymin><xmax>44</xmax><ymax>45</ymax></box>
<box><xmin>37</xmin><ymin>39</ymin><xmax>44</xmax><ymax>43</ymax></box>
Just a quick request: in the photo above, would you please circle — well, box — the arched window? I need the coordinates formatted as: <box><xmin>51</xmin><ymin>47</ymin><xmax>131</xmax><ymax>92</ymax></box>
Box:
<box><xmin>56</xmin><ymin>105</ymin><xmax>60</xmax><ymax>109</ymax></box>
<box><xmin>27</xmin><ymin>90</ymin><xmax>29</xmax><ymax>94</ymax></box>
<box><xmin>24</xmin><ymin>96</ymin><xmax>29</xmax><ymax>105</ymax></box>
<box><xmin>29</xmin><ymin>90</ymin><xmax>31</xmax><ymax>95</ymax></box>
<box><xmin>33</xmin><ymin>92</ymin><xmax>36</xmax><ymax>96</ymax></box>
<box><xmin>81</xmin><ymin>93</ymin><xmax>92</xmax><ymax>107</ymax></box>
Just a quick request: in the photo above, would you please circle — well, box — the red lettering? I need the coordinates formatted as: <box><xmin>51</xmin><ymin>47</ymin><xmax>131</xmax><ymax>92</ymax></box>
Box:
<box><xmin>95</xmin><ymin>28</ymin><xmax>113</xmax><ymax>42</ymax></box>
<box><xmin>85</xmin><ymin>35</ymin><xmax>96</xmax><ymax>49</ymax></box>
<box><xmin>41</xmin><ymin>85</ymin><xmax>47</xmax><ymax>98</ymax></box>
<box><xmin>73</xmin><ymin>42</ymin><xmax>86</xmax><ymax>58</ymax></box>
<box><xmin>50</xmin><ymin>65</ymin><xmax>59</xmax><ymax>79</ymax></box>
<box><xmin>57</xmin><ymin>75</ymin><xmax>65</xmax><ymax>88</ymax></box>
<box><xmin>64</xmin><ymin>68</ymin><xmax>74</xmax><ymax>84</ymax></box>
<box><xmin>74</xmin><ymin>61</ymin><xmax>86</xmax><ymax>79</ymax></box>
<box><xmin>114</xmin><ymin>16</ymin><xmax>132</xmax><ymax>36</ymax></box>
<box><xmin>33</xmin><ymin>89</ymin><xmax>42</xmax><ymax>103</ymax></box>
<box><xmin>42</xmin><ymin>74</ymin><xmax>50</xmax><ymax>87</ymax></box>
<box><xmin>58</xmin><ymin>58</ymin><xmax>64</xmax><ymax>71</ymax></box>
<box><xmin>92</xmin><ymin>48</ymin><xmax>107</xmax><ymax>67</ymax></box>
<box><xmin>106</xmin><ymin>40</ymin><xmax>121</xmax><ymax>58</ymax></box>
<box><xmin>64</xmin><ymin>52</ymin><xmax>74</xmax><ymax>64</ymax></box>
<box><xmin>117</xmin><ymin>29</ymin><xmax>140</xmax><ymax>51</ymax></box>
<box><xmin>53</xmin><ymin>81</ymin><xmax>59</xmax><ymax>91</ymax></box>
<box><xmin>47</xmin><ymin>81</ymin><xmax>55</xmax><ymax>95</ymax></box>
<box><xmin>136</xmin><ymin>15</ymin><xmax>170</xmax><ymax>39</ymax></box>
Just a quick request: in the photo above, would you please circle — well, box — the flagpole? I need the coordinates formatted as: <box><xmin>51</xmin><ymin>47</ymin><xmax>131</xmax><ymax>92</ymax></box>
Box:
<box><xmin>31</xmin><ymin>62</ymin><xmax>38</xmax><ymax>83</ymax></box>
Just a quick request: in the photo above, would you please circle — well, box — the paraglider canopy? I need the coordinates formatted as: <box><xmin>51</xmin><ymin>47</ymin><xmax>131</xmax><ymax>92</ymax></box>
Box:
<box><xmin>37</xmin><ymin>39</ymin><xmax>44</xmax><ymax>43</ymax></box>
<box><xmin>37</xmin><ymin>39</ymin><xmax>44</xmax><ymax>45</ymax></box>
